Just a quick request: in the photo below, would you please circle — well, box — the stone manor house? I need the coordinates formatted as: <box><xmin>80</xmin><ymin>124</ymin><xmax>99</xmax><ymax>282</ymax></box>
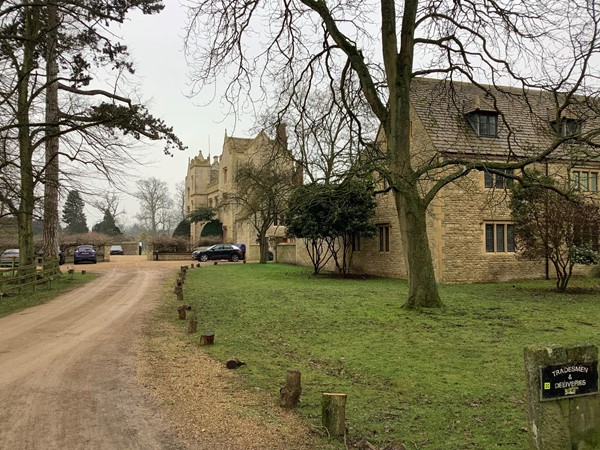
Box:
<box><xmin>185</xmin><ymin>78</ymin><xmax>600</xmax><ymax>283</ymax></box>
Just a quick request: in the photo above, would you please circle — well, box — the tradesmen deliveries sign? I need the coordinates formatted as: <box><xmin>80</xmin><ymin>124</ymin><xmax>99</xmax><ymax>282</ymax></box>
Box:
<box><xmin>540</xmin><ymin>361</ymin><xmax>599</xmax><ymax>401</ymax></box>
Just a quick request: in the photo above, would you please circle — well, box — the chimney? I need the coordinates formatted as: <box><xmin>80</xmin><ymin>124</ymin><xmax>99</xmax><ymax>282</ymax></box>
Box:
<box><xmin>276</xmin><ymin>123</ymin><xmax>287</xmax><ymax>148</ymax></box>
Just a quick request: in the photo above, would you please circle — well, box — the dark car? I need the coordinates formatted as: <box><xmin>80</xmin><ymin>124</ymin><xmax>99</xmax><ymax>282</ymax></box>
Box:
<box><xmin>0</xmin><ymin>248</ymin><xmax>19</xmax><ymax>267</ymax></box>
<box><xmin>234</xmin><ymin>243</ymin><xmax>247</xmax><ymax>259</ymax></box>
<box><xmin>193</xmin><ymin>244</ymin><xmax>243</xmax><ymax>262</ymax></box>
<box><xmin>109</xmin><ymin>245</ymin><xmax>124</xmax><ymax>255</ymax></box>
<box><xmin>74</xmin><ymin>245</ymin><xmax>97</xmax><ymax>264</ymax></box>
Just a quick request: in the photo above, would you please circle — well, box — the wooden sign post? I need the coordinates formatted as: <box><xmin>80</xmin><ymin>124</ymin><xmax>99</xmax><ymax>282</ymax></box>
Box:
<box><xmin>524</xmin><ymin>344</ymin><xmax>600</xmax><ymax>449</ymax></box>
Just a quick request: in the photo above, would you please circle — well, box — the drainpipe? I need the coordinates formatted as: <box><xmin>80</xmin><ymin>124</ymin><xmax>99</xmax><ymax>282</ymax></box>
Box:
<box><xmin>545</xmin><ymin>159</ymin><xmax>550</xmax><ymax>280</ymax></box>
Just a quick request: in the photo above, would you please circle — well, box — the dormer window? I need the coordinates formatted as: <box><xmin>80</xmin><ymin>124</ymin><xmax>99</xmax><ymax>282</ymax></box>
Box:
<box><xmin>467</xmin><ymin>112</ymin><xmax>498</xmax><ymax>137</ymax></box>
<box><xmin>552</xmin><ymin>118</ymin><xmax>581</xmax><ymax>139</ymax></box>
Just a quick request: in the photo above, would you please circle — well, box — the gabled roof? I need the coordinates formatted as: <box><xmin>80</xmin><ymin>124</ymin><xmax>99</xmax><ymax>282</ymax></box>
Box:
<box><xmin>410</xmin><ymin>78</ymin><xmax>600</xmax><ymax>162</ymax></box>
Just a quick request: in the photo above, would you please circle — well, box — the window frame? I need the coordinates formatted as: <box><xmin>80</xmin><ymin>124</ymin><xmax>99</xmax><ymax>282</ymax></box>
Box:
<box><xmin>571</xmin><ymin>169</ymin><xmax>599</xmax><ymax>193</ymax></box>
<box><xmin>352</xmin><ymin>235</ymin><xmax>361</xmax><ymax>252</ymax></box>
<box><xmin>553</xmin><ymin>118</ymin><xmax>582</xmax><ymax>140</ymax></box>
<box><xmin>484</xmin><ymin>222</ymin><xmax>515</xmax><ymax>253</ymax></box>
<box><xmin>484</xmin><ymin>169</ymin><xmax>514</xmax><ymax>189</ymax></box>
<box><xmin>378</xmin><ymin>225</ymin><xmax>390</xmax><ymax>253</ymax></box>
<box><xmin>467</xmin><ymin>112</ymin><xmax>499</xmax><ymax>138</ymax></box>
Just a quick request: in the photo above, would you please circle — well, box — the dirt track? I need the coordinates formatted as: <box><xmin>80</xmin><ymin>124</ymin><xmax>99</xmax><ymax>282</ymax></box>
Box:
<box><xmin>0</xmin><ymin>256</ymin><xmax>187</xmax><ymax>449</ymax></box>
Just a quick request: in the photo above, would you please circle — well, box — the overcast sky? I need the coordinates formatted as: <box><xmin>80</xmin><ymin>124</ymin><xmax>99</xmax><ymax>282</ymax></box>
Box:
<box><xmin>85</xmin><ymin>1</ymin><xmax>254</xmax><ymax>227</ymax></box>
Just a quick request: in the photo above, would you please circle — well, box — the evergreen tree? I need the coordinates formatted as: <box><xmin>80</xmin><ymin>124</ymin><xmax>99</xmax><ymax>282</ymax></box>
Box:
<box><xmin>92</xmin><ymin>209</ymin><xmax>122</xmax><ymax>236</ymax></box>
<box><xmin>62</xmin><ymin>190</ymin><xmax>88</xmax><ymax>234</ymax></box>
<box><xmin>172</xmin><ymin>219</ymin><xmax>190</xmax><ymax>237</ymax></box>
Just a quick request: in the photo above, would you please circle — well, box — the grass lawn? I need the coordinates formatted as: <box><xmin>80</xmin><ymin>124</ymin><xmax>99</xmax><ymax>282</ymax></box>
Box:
<box><xmin>173</xmin><ymin>263</ymin><xmax>600</xmax><ymax>449</ymax></box>
<box><xmin>0</xmin><ymin>271</ymin><xmax>95</xmax><ymax>318</ymax></box>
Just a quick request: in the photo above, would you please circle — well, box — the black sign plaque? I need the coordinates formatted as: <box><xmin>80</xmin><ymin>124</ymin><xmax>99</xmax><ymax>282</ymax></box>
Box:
<box><xmin>540</xmin><ymin>361</ymin><xmax>599</xmax><ymax>401</ymax></box>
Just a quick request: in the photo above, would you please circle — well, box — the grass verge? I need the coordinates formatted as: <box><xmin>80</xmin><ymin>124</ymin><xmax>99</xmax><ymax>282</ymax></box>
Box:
<box><xmin>0</xmin><ymin>271</ymin><xmax>95</xmax><ymax>318</ymax></box>
<box><xmin>173</xmin><ymin>263</ymin><xmax>600</xmax><ymax>449</ymax></box>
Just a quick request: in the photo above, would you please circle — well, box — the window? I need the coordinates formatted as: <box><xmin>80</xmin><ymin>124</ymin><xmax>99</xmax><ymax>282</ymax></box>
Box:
<box><xmin>467</xmin><ymin>112</ymin><xmax>498</xmax><ymax>137</ymax></box>
<box><xmin>571</xmin><ymin>170</ymin><xmax>598</xmax><ymax>192</ymax></box>
<box><xmin>223</xmin><ymin>167</ymin><xmax>228</xmax><ymax>183</ymax></box>
<box><xmin>352</xmin><ymin>235</ymin><xmax>361</xmax><ymax>252</ymax></box>
<box><xmin>574</xmin><ymin>223</ymin><xmax>600</xmax><ymax>251</ymax></box>
<box><xmin>485</xmin><ymin>223</ymin><xmax>515</xmax><ymax>253</ymax></box>
<box><xmin>552</xmin><ymin>118</ymin><xmax>581</xmax><ymax>139</ymax></box>
<box><xmin>378</xmin><ymin>225</ymin><xmax>390</xmax><ymax>252</ymax></box>
<box><xmin>484</xmin><ymin>169</ymin><xmax>514</xmax><ymax>189</ymax></box>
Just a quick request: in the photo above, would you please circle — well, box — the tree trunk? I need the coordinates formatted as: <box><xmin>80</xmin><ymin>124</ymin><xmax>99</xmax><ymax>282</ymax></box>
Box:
<box><xmin>384</xmin><ymin>0</ymin><xmax>442</xmax><ymax>308</ymax></box>
<box><xmin>42</xmin><ymin>0</ymin><xmax>60</xmax><ymax>261</ymax></box>
<box><xmin>17</xmin><ymin>5</ymin><xmax>39</xmax><ymax>271</ymax></box>
<box><xmin>394</xmin><ymin>192</ymin><xmax>443</xmax><ymax>308</ymax></box>
<box><xmin>258</xmin><ymin>227</ymin><xmax>269</xmax><ymax>264</ymax></box>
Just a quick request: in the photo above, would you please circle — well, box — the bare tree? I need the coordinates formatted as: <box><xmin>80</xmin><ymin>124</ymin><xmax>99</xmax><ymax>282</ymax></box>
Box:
<box><xmin>90</xmin><ymin>191</ymin><xmax>125</xmax><ymax>223</ymax></box>
<box><xmin>134</xmin><ymin>178</ymin><xmax>174</xmax><ymax>236</ymax></box>
<box><xmin>175</xmin><ymin>180</ymin><xmax>187</xmax><ymax>222</ymax></box>
<box><xmin>185</xmin><ymin>0</ymin><xmax>600</xmax><ymax>308</ymax></box>
<box><xmin>0</xmin><ymin>0</ymin><xmax>184</xmax><ymax>268</ymax></box>
<box><xmin>228</xmin><ymin>157</ymin><xmax>296</xmax><ymax>263</ymax></box>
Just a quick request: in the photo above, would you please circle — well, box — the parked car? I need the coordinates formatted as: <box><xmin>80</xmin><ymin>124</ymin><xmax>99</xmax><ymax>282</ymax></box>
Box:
<box><xmin>193</xmin><ymin>244</ymin><xmax>243</xmax><ymax>262</ymax></box>
<box><xmin>109</xmin><ymin>245</ymin><xmax>124</xmax><ymax>255</ymax></box>
<box><xmin>73</xmin><ymin>245</ymin><xmax>97</xmax><ymax>264</ymax></box>
<box><xmin>234</xmin><ymin>243</ymin><xmax>247</xmax><ymax>259</ymax></box>
<box><xmin>0</xmin><ymin>248</ymin><xmax>19</xmax><ymax>267</ymax></box>
<box><xmin>191</xmin><ymin>247</ymin><xmax>207</xmax><ymax>260</ymax></box>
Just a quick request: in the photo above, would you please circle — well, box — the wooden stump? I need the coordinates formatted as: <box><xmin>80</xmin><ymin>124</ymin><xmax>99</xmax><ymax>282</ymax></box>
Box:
<box><xmin>199</xmin><ymin>333</ymin><xmax>215</xmax><ymax>345</ymax></box>
<box><xmin>81</xmin><ymin>270</ymin><xmax>86</xmax><ymax>275</ymax></box>
<box><xmin>226</xmin><ymin>357</ymin><xmax>246</xmax><ymax>369</ymax></box>
<box><xmin>321</xmin><ymin>393</ymin><xmax>347</xmax><ymax>438</ymax></box>
<box><xmin>279</xmin><ymin>370</ymin><xmax>302</xmax><ymax>408</ymax></box>
<box><xmin>177</xmin><ymin>305</ymin><xmax>191</xmax><ymax>320</ymax></box>
<box><xmin>174</xmin><ymin>286</ymin><xmax>183</xmax><ymax>301</ymax></box>
<box><xmin>187</xmin><ymin>318</ymin><xmax>198</xmax><ymax>333</ymax></box>
<box><xmin>213</xmin><ymin>261</ymin><xmax>218</xmax><ymax>265</ymax></box>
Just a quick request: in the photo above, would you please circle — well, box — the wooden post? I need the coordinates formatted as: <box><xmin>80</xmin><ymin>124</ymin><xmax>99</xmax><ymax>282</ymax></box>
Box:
<box><xmin>321</xmin><ymin>393</ymin><xmax>347</xmax><ymax>438</ymax></box>
<box><xmin>187</xmin><ymin>318</ymin><xmax>197</xmax><ymax>333</ymax></box>
<box><xmin>177</xmin><ymin>305</ymin><xmax>191</xmax><ymax>320</ymax></box>
<box><xmin>81</xmin><ymin>270</ymin><xmax>86</xmax><ymax>275</ymax></box>
<box><xmin>174</xmin><ymin>286</ymin><xmax>183</xmax><ymax>301</ymax></box>
<box><xmin>199</xmin><ymin>333</ymin><xmax>215</xmax><ymax>345</ymax></box>
<box><xmin>524</xmin><ymin>344</ymin><xmax>600</xmax><ymax>449</ymax></box>
<box><xmin>226</xmin><ymin>357</ymin><xmax>246</xmax><ymax>369</ymax></box>
<box><xmin>279</xmin><ymin>370</ymin><xmax>302</xmax><ymax>408</ymax></box>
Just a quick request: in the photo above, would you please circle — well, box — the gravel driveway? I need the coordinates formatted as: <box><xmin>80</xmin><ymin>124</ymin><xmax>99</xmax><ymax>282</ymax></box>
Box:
<box><xmin>0</xmin><ymin>256</ymin><xmax>327</xmax><ymax>450</ymax></box>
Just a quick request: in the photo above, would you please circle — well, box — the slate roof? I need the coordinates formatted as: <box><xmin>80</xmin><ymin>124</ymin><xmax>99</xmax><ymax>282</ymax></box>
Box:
<box><xmin>410</xmin><ymin>78</ymin><xmax>600</xmax><ymax>163</ymax></box>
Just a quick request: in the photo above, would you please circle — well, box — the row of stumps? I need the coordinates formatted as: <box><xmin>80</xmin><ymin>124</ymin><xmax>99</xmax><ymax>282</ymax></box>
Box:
<box><xmin>174</xmin><ymin>265</ymin><xmax>214</xmax><ymax>344</ymax></box>
<box><xmin>173</xmin><ymin>264</ymin><xmax>348</xmax><ymax>440</ymax></box>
